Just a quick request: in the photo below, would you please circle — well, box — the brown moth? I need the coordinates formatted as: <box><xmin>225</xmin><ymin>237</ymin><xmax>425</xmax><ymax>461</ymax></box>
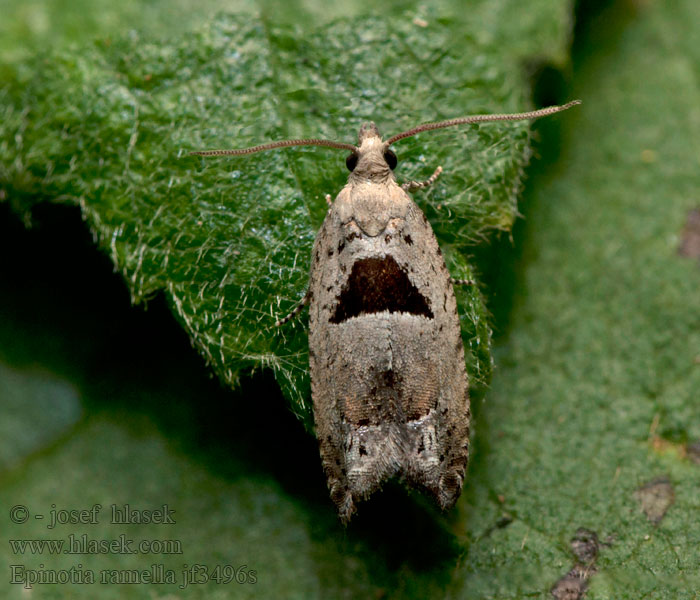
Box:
<box><xmin>191</xmin><ymin>100</ymin><xmax>580</xmax><ymax>522</ymax></box>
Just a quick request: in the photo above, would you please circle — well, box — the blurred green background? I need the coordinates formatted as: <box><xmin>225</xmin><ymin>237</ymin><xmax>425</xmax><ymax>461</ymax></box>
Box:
<box><xmin>1</xmin><ymin>0</ymin><xmax>699</xmax><ymax>598</ymax></box>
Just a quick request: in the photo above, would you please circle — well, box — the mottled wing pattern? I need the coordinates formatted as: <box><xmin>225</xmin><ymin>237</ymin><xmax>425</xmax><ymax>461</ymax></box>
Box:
<box><xmin>308</xmin><ymin>182</ymin><xmax>470</xmax><ymax>522</ymax></box>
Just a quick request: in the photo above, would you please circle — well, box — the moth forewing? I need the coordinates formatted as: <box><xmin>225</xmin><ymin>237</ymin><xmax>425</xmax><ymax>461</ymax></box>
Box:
<box><xmin>308</xmin><ymin>175</ymin><xmax>470</xmax><ymax>522</ymax></box>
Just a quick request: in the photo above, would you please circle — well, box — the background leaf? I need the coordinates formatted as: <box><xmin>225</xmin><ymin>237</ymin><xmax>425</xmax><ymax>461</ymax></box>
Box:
<box><xmin>1</xmin><ymin>6</ymin><xmax>568</xmax><ymax>423</ymax></box>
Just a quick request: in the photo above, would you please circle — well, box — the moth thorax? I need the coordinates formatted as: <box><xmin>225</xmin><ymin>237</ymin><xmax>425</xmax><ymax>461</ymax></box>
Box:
<box><xmin>351</xmin><ymin>147</ymin><xmax>393</xmax><ymax>182</ymax></box>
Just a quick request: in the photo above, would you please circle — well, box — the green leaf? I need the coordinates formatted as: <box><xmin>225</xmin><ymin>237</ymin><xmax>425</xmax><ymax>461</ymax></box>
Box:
<box><xmin>456</xmin><ymin>1</ymin><xmax>700</xmax><ymax>598</ymax></box>
<box><xmin>0</xmin><ymin>363</ymin><xmax>82</xmax><ymax>470</ymax></box>
<box><xmin>0</xmin><ymin>12</ymin><xmax>557</xmax><ymax>425</ymax></box>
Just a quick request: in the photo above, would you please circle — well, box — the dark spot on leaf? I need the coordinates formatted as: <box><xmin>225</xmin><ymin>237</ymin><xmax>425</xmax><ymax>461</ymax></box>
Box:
<box><xmin>634</xmin><ymin>476</ymin><xmax>674</xmax><ymax>524</ymax></box>
<box><xmin>495</xmin><ymin>514</ymin><xmax>513</xmax><ymax>529</ymax></box>
<box><xmin>571</xmin><ymin>528</ymin><xmax>599</xmax><ymax>563</ymax></box>
<box><xmin>551</xmin><ymin>528</ymin><xmax>602</xmax><ymax>600</ymax></box>
<box><xmin>687</xmin><ymin>440</ymin><xmax>700</xmax><ymax>465</ymax></box>
<box><xmin>330</xmin><ymin>255</ymin><xmax>433</xmax><ymax>323</ymax></box>
<box><xmin>478</xmin><ymin>511</ymin><xmax>514</xmax><ymax>539</ymax></box>
<box><xmin>551</xmin><ymin>565</ymin><xmax>590</xmax><ymax>600</ymax></box>
<box><xmin>678</xmin><ymin>208</ymin><xmax>700</xmax><ymax>260</ymax></box>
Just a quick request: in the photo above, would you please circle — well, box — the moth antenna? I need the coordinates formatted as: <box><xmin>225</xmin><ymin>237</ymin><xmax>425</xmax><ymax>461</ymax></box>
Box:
<box><xmin>385</xmin><ymin>100</ymin><xmax>582</xmax><ymax>146</ymax></box>
<box><xmin>190</xmin><ymin>138</ymin><xmax>357</xmax><ymax>157</ymax></box>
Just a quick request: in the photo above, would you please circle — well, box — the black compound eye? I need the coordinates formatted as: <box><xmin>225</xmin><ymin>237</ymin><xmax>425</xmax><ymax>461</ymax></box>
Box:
<box><xmin>346</xmin><ymin>153</ymin><xmax>358</xmax><ymax>172</ymax></box>
<box><xmin>384</xmin><ymin>149</ymin><xmax>397</xmax><ymax>170</ymax></box>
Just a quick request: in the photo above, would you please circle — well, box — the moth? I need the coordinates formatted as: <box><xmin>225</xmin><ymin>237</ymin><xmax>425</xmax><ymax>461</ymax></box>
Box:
<box><xmin>191</xmin><ymin>100</ymin><xmax>580</xmax><ymax>522</ymax></box>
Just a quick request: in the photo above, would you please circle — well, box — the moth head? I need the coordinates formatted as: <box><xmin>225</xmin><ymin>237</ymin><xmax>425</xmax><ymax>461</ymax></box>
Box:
<box><xmin>357</xmin><ymin>122</ymin><xmax>381</xmax><ymax>143</ymax></box>
<box><xmin>344</xmin><ymin>122</ymin><xmax>398</xmax><ymax>180</ymax></box>
<box><xmin>189</xmin><ymin>101</ymin><xmax>581</xmax><ymax>181</ymax></box>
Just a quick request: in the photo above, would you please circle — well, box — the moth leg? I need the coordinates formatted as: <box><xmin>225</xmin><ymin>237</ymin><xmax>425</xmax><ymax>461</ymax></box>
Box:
<box><xmin>325</xmin><ymin>194</ymin><xmax>333</xmax><ymax>207</ymax></box>
<box><xmin>401</xmin><ymin>166</ymin><xmax>443</xmax><ymax>191</ymax></box>
<box><xmin>450</xmin><ymin>277</ymin><xmax>475</xmax><ymax>286</ymax></box>
<box><xmin>275</xmin><ymin>289</ymin><xmax>310</xmax><ymax>326</ymax></box>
